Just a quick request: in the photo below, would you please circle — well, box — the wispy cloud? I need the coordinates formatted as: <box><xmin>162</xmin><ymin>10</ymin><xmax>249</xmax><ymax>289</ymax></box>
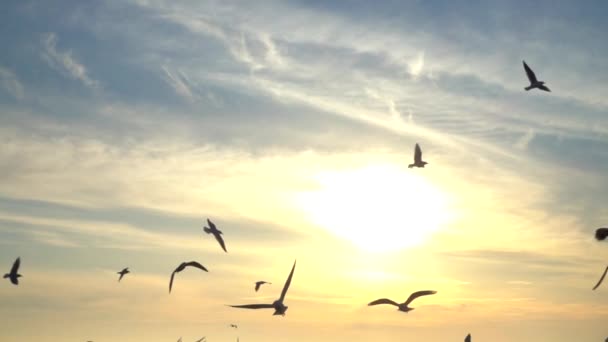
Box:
<box><xmin>41</xmin><ymin>32</ymin><xmax>100</xmax><ymax>90</ymax></box>
<box><xmin>0</xmin><ymin>67</ymin><xmax>24</xmax><ymax>99</ymax></box>
<box><xmin>161</xmin><ymin>65</ymin><xmax>196</xmax><ymax>100</ymax></box>
<box><xmin>515</xmin><ymin>128</ymin><xmax>536</xmax><ymax>150</ymax></box>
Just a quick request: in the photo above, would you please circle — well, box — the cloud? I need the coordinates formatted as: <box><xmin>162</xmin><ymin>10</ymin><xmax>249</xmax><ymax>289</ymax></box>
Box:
<box><xmin>408</xmin><ymin>50</ymin><xmax>425</xmax><ymax>77</ymax></box>
<box><xmin>515</xmin><ymin>128</ymin><xmax>536</xmax><ymax>150</ymax></box>
<box><xmin>0</xmin><ymin>67</ymin><xmax>24</xmax><ymax>99</ymax></box>
<box><xmin>161</xmin><ymin>65</ymin><xmax>196</xmax><ymax>100</ymax></box>
<box><xmin>41</xmin><ymin>32</ymin><xmax>100</xmax><ymax>89</ymax></box>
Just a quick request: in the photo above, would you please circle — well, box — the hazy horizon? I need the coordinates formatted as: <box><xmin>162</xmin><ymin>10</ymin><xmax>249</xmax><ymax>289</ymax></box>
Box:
<box><xmin>1</xmin><ymin>0</ymin><xmax>607</xmax><ymax>341</ymax></box>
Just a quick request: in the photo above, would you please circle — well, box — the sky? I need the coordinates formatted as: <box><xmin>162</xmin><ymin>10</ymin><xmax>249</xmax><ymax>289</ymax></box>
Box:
<box><xmin>1</xmin><ymin>0</ymin><xmax>607</xmax><ymax>341</ymax></box>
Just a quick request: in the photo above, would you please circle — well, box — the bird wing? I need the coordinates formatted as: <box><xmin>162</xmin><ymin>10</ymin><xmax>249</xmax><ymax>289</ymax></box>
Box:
<box><xmin>185</xmin><ymin>261</ymin><xmax>209</xmax><ymax>272</ymax></box>
<box><xmin>414</xmin><ymin>143</ymin><xmax>422</xmax><ymax>163</ymax></box>
<box><xmin>207</xmin><ymin>218</ymin><xmax>216</xmax><ymax>230</ymax></box>
<box><xmin>10</xmin><ymin>257</ymin><xmax>20</xmax><ymax>274</ymax></box>
<box><xmin>229</xmin><ymin>304</ymin><xmax>274</xmax><ymax>309</ymax></box>
<box><xmin>367</xmin><ymin>298</ymin><xmax>399</xmax><ymax>307</ymax></box>
<box><xmin>195</xmin><ymin>338</ymin><xmax>206</xmax><ymax>342</ymax></box>
<box><xmin>523</xmin><ymin>61</ymin><xmax>538</xmax><ymax>83</ymax></box>
<box><xmin>465</xmin><ymin>333</ymin><xmax>471</xmax><ymax>342</ymax></box>
<box><xmin>118</xmin><ymin>273</ymin><xmax>125</xmax><ymax>282</ymax></box>
<box><xmin>255</xmin><ymin>282</ymin><xmax>261</xmax><ymax>291</ymax></box>
<box><xmin>213</xmin><ymin>231</ymin><xmax>228</xmax><ymax>252</ymax></box>
<box><xmin>596</xmin><ymin>228</ymin><xmax>608</xmax><ymax>241</ymax></box>
<box><xmin>592</xmin><ymin>265</ymin><xmax>608</xmax><ymax>290</ymax></box>
<box><xmin>169</xmin><ymin>271</ymin><xmax>177</xmax><ymax>293</ymax></box>
<box><xmin>279</xmin><ymin>260</ymin><xmax>297</xmax><ymax>303</ymax></box>
<box><xmin>538</xmin><ymin>84</ymin><xmax>551</xmax><ymax>92</ymax></box>
<box><xmin>403</xmin><ymin>290</ymin><xmax>437</xmax><ymax>306</ymax></box>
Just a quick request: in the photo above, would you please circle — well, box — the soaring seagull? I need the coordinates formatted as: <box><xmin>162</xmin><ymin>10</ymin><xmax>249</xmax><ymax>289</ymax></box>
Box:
<box><xmin>204</xmin><ymin>218</ymin><xmax>227</xmax><ymax>253</ymax></box>
<box><xmin>228</xmin><ymin>260</ymin><xmax>296</xmax><ymax>316</ymax></box>
<box><xmin>408</xmin><ymin>143</ymin><xmax>428</xmax><ymax>169</ymax></box>
<box><xmin>595</xmin><ymin>228</ymin><xmax>608</xmax><ymax>241</ymax></box>
<box><xmin>117</xmin><ymin>267</ymin><xmax>130</xmax><ymax>282</ymax></box>
<box><xmin>3</xmin><ymin>257</ymin><xmax>22</xmax><ymax>285</ymax></box>
<box><xmin>368</xmin><ymin>290</ymin><xmax>437</xmax><ymax>313</ymax></box>
<box><xmin>169</xmin><ymin>261</ymin><xmax>209</xmax><ymax>293</ymax></box>
<box><xmin>523</xmin><ymin>60</ymin><xmax>551</xmax><ymax>92</ymax></box>
<box><xmin>465</xmin><ymin>333</ymin><xmax>471</xmax><ymax>342</ymax></box>
<box><xmin>255</xmin><ymin>281</ymin><xmax>272</xmax><ymax>292</ymax></box>
<box><xmin>592</xmin><ymin>265</ymin><xmax>608</xmax><ymax>291</ymax></box>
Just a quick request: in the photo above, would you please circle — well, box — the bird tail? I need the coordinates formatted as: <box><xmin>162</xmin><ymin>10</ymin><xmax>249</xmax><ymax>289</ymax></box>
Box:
<box><xmin>408</xmin><ymin>163</ymin><xmax>415</xmax><ymax>168</ymax></box>
<box><xmin>2</xmin><ymin>274</ymin><xmax>8</xmax><ymax>279</ymax></box>
<box><xmin>203</xmin><ymin>227</ymin><xmax>212</xmax><ymax>234</ymax></box>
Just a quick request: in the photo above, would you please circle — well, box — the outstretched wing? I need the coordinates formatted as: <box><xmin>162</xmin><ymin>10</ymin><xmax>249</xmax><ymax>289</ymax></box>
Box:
<box><xmin>414</xmin><ymin>143</ymin><xmax>422</xmax><ymax>163</ymax></box>
<box><xmin>10</xmin><ymin>257</ymin><xmax>20</xmax><ymax>274</ymax></box>
<box><xmin>279</xmin><ymin>260</ymin><xmax>296</xmax><ymax>303</ymax></box>
<box><xmin>596</xmin><ymin>228</ymin><xmax>608</xmax><ymax>241</ymax></box>
<box><xmin>538</xmin><ymin>84</ymin><xmax>551</xmax><ymax>92</ymax></box>
<box><xmin>169</xmin><ymin>271</ymin><xmax>177</xmax><ymax>293</ymax></box>
<box><xmin>255</xmin><ymin>282</ymin><xmax>261</xmax><ymax>292</ymax></box>
<box><xmin>118</xmin><ymin>273</ymin><xmax>125</xmax><ymax>282</ymax></box>
<box><xmin>592</xmin><ymin>265</ymin><xmax>608</xmax><ymax>290</ymax></box>
<box><xmin>195</xmin><ymin>337</ymin><xmax>206</xmax><ymax>342</ymax></box>
<box><xmin>368</xmin><ymin>298</ymin><xmax>399</xmax><ymax>307</ymax></box>
<box><xmin>523</xmin><ymin>61</ymin><xmax>538</xmax><ymax>83</ymax></box>
<box><xmin>229</xmin><ymin>304</ymin><xmax>274</xmax><ymax>310</ymax></box>
<box><xmin>465</xmin><ymin>333</ymin><xmax>471</xmax><ymax>342</ymax></box>
<box><xmin>403</xmin><ymin>290</ymin><xmax>437</xmax><ymax>306</ymax></box>
<box><xmin>185</xmin><ymin>261</ymin><xmax>209</xmax><ymax>272</ymax></box>
<box><xmin>207</xmin><ymin>218</ymin><xmax>216</xmax><ymax>230</ymax></box>
<box><xmin>213</xmin><ymin>232</ymin><xmax>228</xmax><ymax>253</ymax></box>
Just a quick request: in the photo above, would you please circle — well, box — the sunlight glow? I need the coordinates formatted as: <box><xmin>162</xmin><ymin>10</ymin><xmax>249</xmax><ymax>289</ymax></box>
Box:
<box><xmin>295</xmin><ymin>164</ymin><xmax>453</xmax><ymax>252</ymax></box>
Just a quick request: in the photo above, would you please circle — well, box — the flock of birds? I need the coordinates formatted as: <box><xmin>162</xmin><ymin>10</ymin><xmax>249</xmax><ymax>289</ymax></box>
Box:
<box><xmin>2</xmin><ymin>61</ymin><xmax>607</xmax><ymax>342</ymax></box>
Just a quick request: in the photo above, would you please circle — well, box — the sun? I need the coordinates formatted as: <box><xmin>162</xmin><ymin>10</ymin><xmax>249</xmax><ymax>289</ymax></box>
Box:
<box><xmin>294</xmin><ymin>164</ymin><xmax>453</xmax><ymax>252</ymax></box>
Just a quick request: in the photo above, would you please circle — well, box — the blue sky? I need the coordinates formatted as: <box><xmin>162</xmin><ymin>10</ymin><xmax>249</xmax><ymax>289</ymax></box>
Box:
<box><xmin>1</xmin><ymin>0</ymin><xmax>607</xmax><ymax>341</ymax></box>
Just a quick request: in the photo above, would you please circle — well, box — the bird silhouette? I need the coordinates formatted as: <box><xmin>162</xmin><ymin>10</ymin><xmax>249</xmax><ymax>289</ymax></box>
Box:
<box><xmin>592</xmin><ymin>265</ymin><xmax>608</xmax><ymax>291</ymax></box>
<box><xmin>465</xmin><ymin>333</ymin><xmax>471</xmax><ymax>342</ymax></box>
<box><xmin>3</xmin><ymin>257</ymin><xmax>22</xmax><ymax>285</ymax></box>
<box><xmin>169</xmin><ymin>261</ymin><xmax>209</xmax><ymax>293</ymax></box>
<box><xmin>523</xmin><ymin>60</ymin><xmax>551</xmax><ymax>92</ymax></box>
<box><xmin>408</xmin><ymin>143</ymin><xmax>428</xmax><ymax>168</ymax></box>
<box><xmin>255</xmin><ymin>281</ymin><xmax>272</xmax><ymax>292</ymax></box>
<box><xmin>117</xmin><ymin>267</ymin><xmax>130</xmax><ymax>282</ymax></box>
<box><xmin>595</xmin><ymin>228</ymin><xmax>608</xmax><ymax>241</ymax></box>
<box><xmin>204</xmin><ymin>218</ymin><xmax>227</xmax><ymax>253</ymax></box>
<box><xmin>229</xmin><ymin>324</ymin><xmax>238</xmax><ymax>329</ymax></box>
<box><xmin>195</xmin><ymin>337</ymin><xmax>206</xmax><ymax>342</ymax></box>
<box><xmin>368</xmin><ymin>290</ymin><xmax>437</xmax><ymax>313</ymax></box>
<box><xmin>228</xmin><ymin>260</ymin><xmax>296</xmax><ymax>316</ymax></box>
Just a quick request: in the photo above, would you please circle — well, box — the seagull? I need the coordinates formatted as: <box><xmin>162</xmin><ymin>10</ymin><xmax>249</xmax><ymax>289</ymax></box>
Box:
<box><xmin>3</xmin><ymin>257</ymin><xmax>22</xmax><ymax>285</ymax></box>
<box><xmin>169</xmin><ymin>261</ymin><xmax>209</xmax><ymax>293</ymax></box>
<box><xmin>595</xmin><ymin>228</ymin><xmax>608</xmax><ymax>241</ymax></box>
<box><xmin>368</xmin><ymin>290</ymin><xmax>437</xmax><ymax>313</ymax></box>
<box><xmin>408</xmin><ymin>143</ymin><xmax>428</xmax><ymax>168</ymax></box>
<box><xmin>592</xmin><ymin>265</ymin><xmax>608</xmax><ymax>291</ymax></box>
<box><xmin>228</xmin><ymin>260</ymin><xmax>296</xmax><ymax>316</ymax></box>
<box><xmin>255</xmin><ymin>281</ymin><xmax>272</xmax><ymax>292</ymax></box>
<box><xmin>523</xmin><ymin>60</ymin><xmax>551</xmax><ymax>92</ymax></box>
<box><xmin>465</xmin><ymin>333</ymin><xmax>471</xmax><ymax>342</ymax></box>
<box><xmin>117</xmin><ymin>267</ymin><xmax>130</xmax><ymax>282</ymax></box>
<box><xmin>204</xmin><ymin>218</ymin><xmax>227</xmax><ymax>253</ymax></box>
<box><xmin>229</xmin><ymin>324</ymin><xmax>238</xmax><ymax>329</ymax></box>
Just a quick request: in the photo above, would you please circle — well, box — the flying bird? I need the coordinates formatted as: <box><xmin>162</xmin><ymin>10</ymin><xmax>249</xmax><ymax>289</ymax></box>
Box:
<box><xmin>595</xmin><ymin>228</ymin><xmax>608</xmax><ymax>241</ymax></box>
<box><xmin>592</xmin><ymin>265</ymin><xmax>608</xmax><ymax>291</ymax></box>
<box><xmin>117</xmin><ymin>267</ymin><xmax>130</xmax><ymax>282</ymax></box>
<box><xmin>465</xmin><ymin>333</ymin><xmax>471</xmax><ymax>342</ymax></box>
<box><xmin>204</xmin><ymin>218</ymin><xmax>227</xmax><ymax>253</ymax></box>
<box><xmin>255</xmin><ymin>281</ymin><xmax>272</xmax><ymax>292</ymax></box>
<box><xmin>408</xmin><ymin>143</ymin><xmax>428</xmax><ymax>168</ymax></box>
<box><xmin>195</xmin><ymin>338</ymin><xmax>206</xmax><ymax>342</ymax></box>
<box><xmin>368</xmin><ymin>290</ymin><xmax>437</xmax><ymax>313</ymax></box>
<box><xmin>3</xmin><ymin>257</ymin><xmax>22</xmax><ymax>285</ymax></box>
<box><xmin>523</xmin><ymin>60</ymin><xmax>551</xmax><ymax>92</ymax></box>
<box><xmin>169</xmin><ymin>261</ymin><xmax>209</xmax><ymax>293</ymax></box>
<box><xmin>228</xmin><ymin>260</ymin><xmax>296</xmax><ymax>316</ymax></box>
<box><xmin>229</xmin><ymin>324</ymin><xmax>238</xmax><ymax>329</ymax></box>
